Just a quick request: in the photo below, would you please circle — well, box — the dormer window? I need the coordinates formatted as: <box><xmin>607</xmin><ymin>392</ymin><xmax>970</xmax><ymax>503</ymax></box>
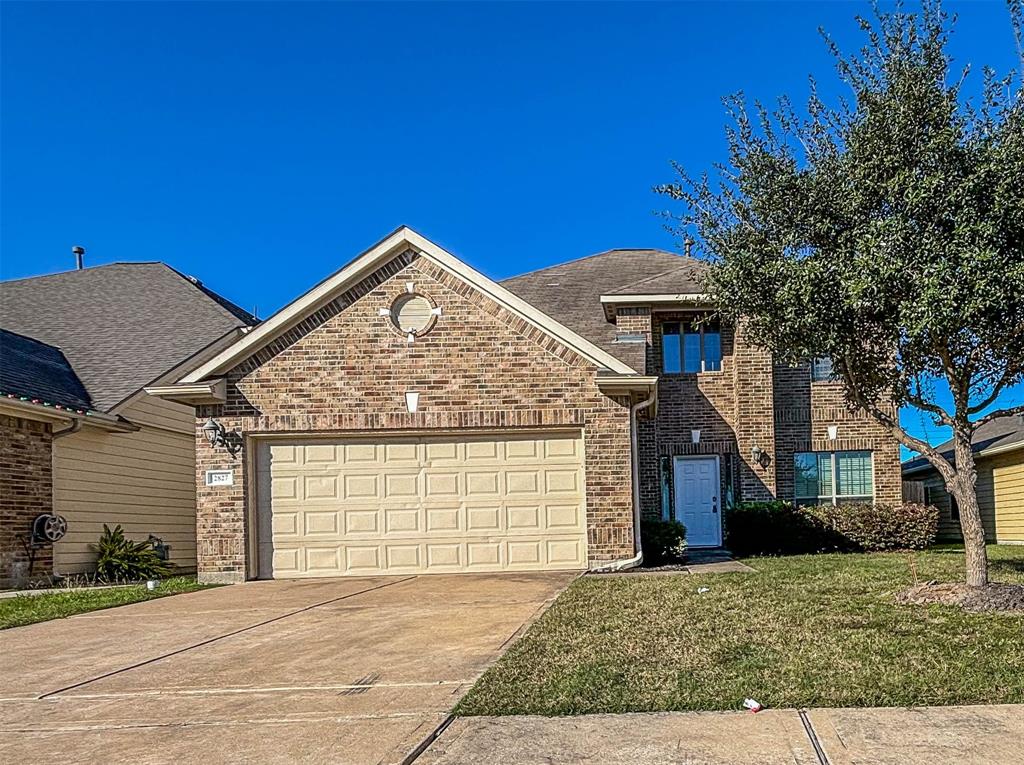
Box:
<box><xmin>663</xmin><ymin>319</ymin><xmax>721</xmax><ymax>373</ymax></box>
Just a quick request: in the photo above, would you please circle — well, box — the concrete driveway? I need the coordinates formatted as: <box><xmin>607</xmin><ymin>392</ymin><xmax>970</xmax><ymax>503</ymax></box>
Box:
<box><xmin>0</xmin><ymin>572</ymin><xmax>574</xmax><ymax>765</ymax></box>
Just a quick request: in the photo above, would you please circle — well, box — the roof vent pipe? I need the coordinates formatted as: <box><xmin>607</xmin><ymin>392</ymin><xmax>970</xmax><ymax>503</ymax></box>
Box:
<box><xmin>72</xmin><ymin>246</ymin><xmax>85</xmax><ymax>270</ymax></box>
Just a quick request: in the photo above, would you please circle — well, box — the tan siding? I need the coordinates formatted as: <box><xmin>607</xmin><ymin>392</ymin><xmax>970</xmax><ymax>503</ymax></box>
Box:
<box><xmin>52</xmin><ymin>394</ymin><xmax>197</xmax><ymax>574</ymax></box>
<box><xmin>120</xmin><ymin>393</ymin><xmax>196</xmax><ymax>434</ymax></box>
<box><xmin>923</xmin><ymin>451</ymin><xmax>1024</xmax><ymax>543</ymax></box>
<box><xmin>992</xmin><ymin>452</ymin><xmax>1024</xmax><ymax>542</ymax></box>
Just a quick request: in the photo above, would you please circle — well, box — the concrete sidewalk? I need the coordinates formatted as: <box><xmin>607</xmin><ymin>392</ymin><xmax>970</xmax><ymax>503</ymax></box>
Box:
<box><xmin>418</xmin><ymin>705</ymin><xmax>1024</xmax><ymax>765</ymax></box>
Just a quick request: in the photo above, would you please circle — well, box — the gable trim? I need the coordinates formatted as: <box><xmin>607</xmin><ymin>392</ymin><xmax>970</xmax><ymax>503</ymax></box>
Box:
<box><xmin>179</xmin><ymin>227</ymin><xmax>637</xmax><ymax>382</ymax></box>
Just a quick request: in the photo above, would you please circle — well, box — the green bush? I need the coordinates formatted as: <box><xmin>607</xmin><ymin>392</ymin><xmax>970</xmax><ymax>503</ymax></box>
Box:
<box><xmin>805</xmin><ymin>502</ymin><xmax>939</xmax><ymax>551</ymax></box>
<box><xmin>641</xmin><ymin>519</ymin><xmax>687</xmax><ymax>565</ymax></box>
<box><xmin>93</xmin><ymin>524</ymin><xmax>172</xmax><ymax>582</ymax></box>
<box><xmin>725</xmin><ymin>501</ymin><xmax>938</xmax><ymax>557</ymax></box>
<box><xmin>723</xmin><ymin>501</ymin><xmax>840</xmax><ymax>557</ymax></box>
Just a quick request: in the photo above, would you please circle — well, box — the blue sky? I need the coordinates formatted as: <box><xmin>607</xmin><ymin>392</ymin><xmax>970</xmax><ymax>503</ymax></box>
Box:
<box><xmin>1</xmin><ymin>1</ymin><xmax>1020</xmax><ymax>449</ymax></box>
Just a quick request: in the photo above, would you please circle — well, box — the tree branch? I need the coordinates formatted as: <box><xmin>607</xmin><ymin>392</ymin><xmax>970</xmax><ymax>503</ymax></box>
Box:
<box><xmin>907</xmin><ymin>375</ymin><xmax>956</xmax><ymax>427</ymax></box>
<box><xmin>843</xmin><ymin>367</ymin><xmax>958</xmax><ymax>484</ymax></box>
<box><xmin>975</xmin><ymin>404</ymin><xmax>1024</xmax><ymax>428</ymax></box>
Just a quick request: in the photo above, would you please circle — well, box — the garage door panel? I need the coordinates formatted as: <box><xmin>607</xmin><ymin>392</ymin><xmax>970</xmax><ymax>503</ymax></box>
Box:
<box><xmin>259</xmin><ymin>431</ymin><xmax>586</xmax><ymax>577</ymax></box>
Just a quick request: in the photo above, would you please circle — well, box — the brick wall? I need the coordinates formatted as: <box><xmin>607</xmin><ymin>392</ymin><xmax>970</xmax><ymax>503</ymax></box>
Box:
<box><xmin>195</xmin><ymin>252</ymin><xmax>635</xmax><ymax>582</ymax></box>
<box><xmin>635</xmin><ymin>311</ymin><xmax>904</xmax><ymax>522</ymax></box>
<box><xmin>0</xmin><ymin>414</ymin><xmax>54</xmax><ymax>585</ymax></box>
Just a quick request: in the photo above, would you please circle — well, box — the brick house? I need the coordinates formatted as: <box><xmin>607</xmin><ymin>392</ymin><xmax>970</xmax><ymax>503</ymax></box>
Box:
<box><xmin>152</xmin><ymin>227</ymin><xmax>902</xmax><ymax>583</ymax></box>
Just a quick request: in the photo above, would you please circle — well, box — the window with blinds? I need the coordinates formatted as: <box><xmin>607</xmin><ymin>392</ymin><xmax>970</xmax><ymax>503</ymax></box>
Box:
<box><xmin>794</xmin><ymin>450</ymin><xmax>874</xmax><ymax>505</ymax></box>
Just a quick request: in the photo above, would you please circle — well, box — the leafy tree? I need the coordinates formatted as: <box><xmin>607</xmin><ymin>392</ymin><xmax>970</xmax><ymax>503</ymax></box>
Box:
<box><xmin>658</xmin><ymin>0</ymin><xmax>1024</xmax><ymax>586</ymax></box>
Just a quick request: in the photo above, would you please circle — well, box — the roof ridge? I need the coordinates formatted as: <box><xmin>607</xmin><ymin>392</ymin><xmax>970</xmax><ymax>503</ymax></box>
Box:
<box><xmin>608</xmin><ymin>258</ymin><xmax>709</xmax><ymax>294</ymax></box>
<box><xmin>501</xmin><ymin>248</ymin><xmax>683</xmax><ymax>282</ymax></box>
<box><xmin>162</xmin><ymin>264</ymin><xmax>259</xmax><ymax>326</ymax></box>
<box><xmin>1</xmin><ymin>261</ymin><xmax>165</xmax><ymax>283</ymax></box>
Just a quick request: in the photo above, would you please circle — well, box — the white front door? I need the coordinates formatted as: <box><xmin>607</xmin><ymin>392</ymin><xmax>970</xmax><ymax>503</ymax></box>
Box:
<box><xmin>673</xmin><ymin>456</ymin><xmax>721</xmax><ymax>547</ymax></box>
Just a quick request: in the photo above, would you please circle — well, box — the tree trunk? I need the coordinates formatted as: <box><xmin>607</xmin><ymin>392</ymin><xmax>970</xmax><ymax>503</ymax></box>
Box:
<box><xmin>950</xmin><ymin>430</ymin><xmax>988</xmax><ymax>587</ymax></box>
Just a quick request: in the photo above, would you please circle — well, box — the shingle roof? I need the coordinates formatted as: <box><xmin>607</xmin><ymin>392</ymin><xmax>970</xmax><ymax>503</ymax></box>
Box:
<box><xmin>0</xmin><ymin>263</ymin><xmax>257</xmax><ymax>411</ymax></box>
<box><xmin>608</xmin><ymin>260</ymin><xmax>709</xmax><ymax>295</ymax></box>
<box><xmin>0</xmin><ymin>329</ymin><xmax>94</xmax><ymax>412</ymax></box>
<box><xmin>902</xmin><ymin>415</ymin><xmax>1024</xmax><ymax>474</ymax></box>
<box><xmin>500</xmin><ymin>249</ymin><xmax>705</xmax><ymax>370</ymax></box>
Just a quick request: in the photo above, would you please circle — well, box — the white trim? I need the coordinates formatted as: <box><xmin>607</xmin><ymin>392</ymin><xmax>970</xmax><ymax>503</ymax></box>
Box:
<box><xmin>181</xmin><ymin>227</ymin><xmax>637</xmax><ymax>383</ymax></box>
<box><xmin>975</xmin><ymin>439</ymin><xmax>1024</xmax><ymax>460</ymax></box>
<box><xmin>594</xmin><ymin>375</ymin><xmax>659</xmax><ymax>393</ymax></box>
<box><xmin>600</xmin><ymin>293</ymin><xmax>712</xmax><ymax>304</ymax></box>
<box><xmin>144</xmin><ymin>379</ymin><xmax>227</xmax><ymax>404</ymax></box>
<box><xmin>672</xmin><ymin>454</ymin><xmax>722</xmax><ymax>547</ymax></box>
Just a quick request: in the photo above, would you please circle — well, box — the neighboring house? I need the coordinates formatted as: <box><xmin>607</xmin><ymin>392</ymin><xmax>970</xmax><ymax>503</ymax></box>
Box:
<box><xmin>902</xmin><ymin>416</ymin><xmax>1024</xmax><ymax>544</ymax></box>
<box><xmin>0</xmin><ymin>263</ymin><xmax>256</xmax><ymax>584</ymax></box>
<box><xmin>151</xmin><ymin>227</ymin><xmax>902</xmax><ymax>583</ymax></box>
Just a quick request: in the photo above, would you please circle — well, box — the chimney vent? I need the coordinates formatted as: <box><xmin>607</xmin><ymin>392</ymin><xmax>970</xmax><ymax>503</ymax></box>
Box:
<box><xmin>72</xmin><ymin>246</ymin><xmax>85</xmax><ymax>270</ymax></box>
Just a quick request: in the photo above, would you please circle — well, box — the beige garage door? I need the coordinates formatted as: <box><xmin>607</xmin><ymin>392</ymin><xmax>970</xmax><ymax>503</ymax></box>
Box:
<box><xmin>255</xmin><ymin>431</ymin><xmax>587</xmax><ymax>578</ymax></box>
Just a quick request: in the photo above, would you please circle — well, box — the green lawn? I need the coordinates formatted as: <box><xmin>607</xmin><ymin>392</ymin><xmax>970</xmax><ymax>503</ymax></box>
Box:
<box><xmin>457</xmin><ymin>545</ymin><xmax>1024</xmax><ymax>715</ymax></box>
<box><xmin>0</xmin><ymin>576</ymin><xmax>215</xmax><ymax>630</ymax></box>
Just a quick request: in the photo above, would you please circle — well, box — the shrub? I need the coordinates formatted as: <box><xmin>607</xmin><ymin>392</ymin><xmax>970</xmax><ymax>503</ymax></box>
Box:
<box><xmin>723</xmin><ymin>501</ymin><xmax>839</xmax><ymax>557</ymax></box>
<box><xmin>725</xmin><ymin>501</ymin><xmax>938</xmax><ymax>556</ymax></box>
<box><xmin>93</xmin><ymin>524</ymin><xmax>171</xmax><ymax>582</ymax></box>
<box><xmin>641</xmin><ymin>519</ymin><xmax>687</xmax><ymax>565</ymax></box>
<box><xmin>806</xmin><ymin>502</ymin><xmax>939</xmax><ymax>552</ymax></box>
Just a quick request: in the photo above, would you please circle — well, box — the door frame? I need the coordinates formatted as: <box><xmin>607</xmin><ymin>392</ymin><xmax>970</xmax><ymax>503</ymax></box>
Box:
<box><xmin>672</xmin><ymin>454</ymin><xmax>722</xmax><ymax>548</ymax></box>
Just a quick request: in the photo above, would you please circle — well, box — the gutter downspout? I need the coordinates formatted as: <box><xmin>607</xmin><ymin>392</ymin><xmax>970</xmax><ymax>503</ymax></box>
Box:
<box><xmin>51</xmin><ymin>420</ymin><xmax>83</xmax><ymax>439</ymax></box>
<box><xmin>590</xmin><ymin>386</ymin><xmax>657</xmax><ymax>573</ymax></box>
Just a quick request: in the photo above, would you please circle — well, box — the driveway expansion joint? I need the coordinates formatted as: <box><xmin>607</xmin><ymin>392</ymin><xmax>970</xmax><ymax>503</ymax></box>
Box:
<box><xmin>36</xmin><ymin>575</ymin><xmax>417</xmax><ymax>700</ymax></box>
<box><xmin>799</xmin><ymin>709</ymin><xmax>831</xmax><ymax>765</ymax></box>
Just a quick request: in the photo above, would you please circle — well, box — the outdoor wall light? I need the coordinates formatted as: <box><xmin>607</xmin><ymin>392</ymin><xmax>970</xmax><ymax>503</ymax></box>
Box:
<box><xmin>202</xmin><ymin>417</ymin><xmax>240</xmax><ymax>455</ymax></box>
<box><xmin>751</xmin><ymin>445</ymin><xmax>770</xmax><ymax>468</ymax></box>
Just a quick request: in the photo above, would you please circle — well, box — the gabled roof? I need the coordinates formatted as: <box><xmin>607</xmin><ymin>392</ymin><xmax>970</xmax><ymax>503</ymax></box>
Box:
<box><xmin>902</xmin><ymin>415</ymin><xmax>1024</xmax><ymax>474</ymax></box>
<box><xmin>178</xmin><ymin>227</ymin><xmax>640</xmax><ymax>384</ymax></box>
<box><xmin>0</xmin><ymin>329</ymin><xmax>94</xmax><ymax>413</ymax></box>
<box><xmin>0</xmin><ymin>263</ymin><xmax>258</xmax><ymax>411</ymax></box>
<box><xmin>501</xmin><ymin>249</ymin><xmax>707</xmax><ymax>365</ymax></box>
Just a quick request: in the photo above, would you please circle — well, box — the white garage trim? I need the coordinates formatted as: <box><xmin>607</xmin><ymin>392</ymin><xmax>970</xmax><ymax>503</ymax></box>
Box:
<box><xmin>249</xmin><ymin>430</ymin><xmax>588</xmax><ymax>578</ymax></box>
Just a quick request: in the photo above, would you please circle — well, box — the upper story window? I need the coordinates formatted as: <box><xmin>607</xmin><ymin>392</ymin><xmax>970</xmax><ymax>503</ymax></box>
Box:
<box><xmin>810</xmin><ymin>356</ymin><xmax>835</xmax><ymax>382</ymax></box>
<box><xmin>663</xmin><ymin>319</ymin><xmax>722</xmax><ymax>373</ymax></box>
<box><xmin>794</xmin><ymin>450</ymin><xmax>873</xmax><ymax>506</ymax></box>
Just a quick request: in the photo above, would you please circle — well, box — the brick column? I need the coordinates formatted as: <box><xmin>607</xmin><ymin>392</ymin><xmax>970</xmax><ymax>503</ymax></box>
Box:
<box><xmin>732</xmin><ymin>321</ymin><xmax>777</xmax><ymax>500</ymax></box>
<box><xmin>0</xmin><ymin>415</ymin><xmax>54</xmax><ymax>585</ymax></box>
<box><xmin>195</xmin><ymin>410</ymin><xmax>248</xmax><ymax>583</ymax></box>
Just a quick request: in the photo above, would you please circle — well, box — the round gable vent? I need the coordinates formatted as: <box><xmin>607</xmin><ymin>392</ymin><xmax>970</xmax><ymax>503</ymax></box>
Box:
<box><xmin>391</xmin><ymin>294</ymin><xmax>436</xmax><ymax>335</ymax></box>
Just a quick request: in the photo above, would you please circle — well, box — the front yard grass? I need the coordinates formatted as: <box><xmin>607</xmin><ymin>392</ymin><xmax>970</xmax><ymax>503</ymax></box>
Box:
<box><xmin>0</xmin><ymin>576</ymin><xmax>215</xmax><ymax>629</ymax></box>
<box><xmin>457</xmin><ymin>545</ymin><xmax>1024</xmax><ymax>715</ymax></box>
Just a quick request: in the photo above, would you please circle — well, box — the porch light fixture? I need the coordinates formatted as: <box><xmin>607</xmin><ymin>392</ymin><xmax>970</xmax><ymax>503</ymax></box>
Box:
<box><xmin>202</xmin><ymin>417</ymin><xmax>240</xmax><ymax>455</ymax></box>
<box><xmin>751</xmin><ymin>445</ymin><xmax>769</xmax><ymax>467</ymax></box>
<box><xmin>691</xmin><ymin>429</ymin><xmax>701</xmax><ymax>445</ymax></box>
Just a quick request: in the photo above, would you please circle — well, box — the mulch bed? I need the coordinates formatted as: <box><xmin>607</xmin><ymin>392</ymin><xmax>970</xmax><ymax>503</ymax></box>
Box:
<box><xmin>896</xmin><ymin>582</ymin><xmax>1024</xmax><ymax>612</ymax></box>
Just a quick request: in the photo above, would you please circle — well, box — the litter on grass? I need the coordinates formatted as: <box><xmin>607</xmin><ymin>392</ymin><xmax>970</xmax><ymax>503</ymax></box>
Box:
<box><xmin>743</xmin><ymin>698</ymin><xmax>763</xmax><ymax>713</ymax></box>
<box><xmin>697</xmin><ymin>587</ymin><xmax>710</xmax><ymax>594</ymax></box>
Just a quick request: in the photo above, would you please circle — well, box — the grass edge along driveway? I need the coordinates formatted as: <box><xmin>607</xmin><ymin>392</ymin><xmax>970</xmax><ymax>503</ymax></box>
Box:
<box><xmin>0</xmin><ymin>576</ymin><xmax>215</xmax><ymax>629</ymax></box>
<box><xmin>457</xmin><ymin>545</ymin><xmax>1024</xmax><ymax>715</ymax></box>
